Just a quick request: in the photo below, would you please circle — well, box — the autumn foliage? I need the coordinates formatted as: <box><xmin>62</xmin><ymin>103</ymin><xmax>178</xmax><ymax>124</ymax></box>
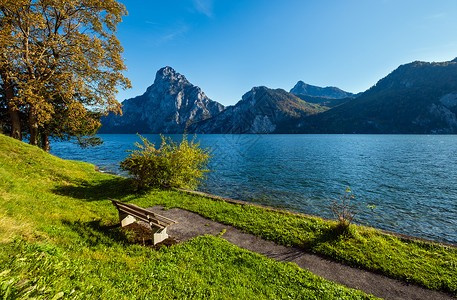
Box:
<box><xmin>0</xmin><ymin>0</ymin><xmax>131</xmax><ymax>150</ymax></box>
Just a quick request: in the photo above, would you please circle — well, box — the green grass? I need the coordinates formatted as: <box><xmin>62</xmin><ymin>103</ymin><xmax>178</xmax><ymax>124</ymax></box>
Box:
<box><xmin>34</xmin><ymin>138</ymin><xmax>457</xmax><ymax>295</ymax></box>
<box><xmin>138</xmin><ymin>189</ymin><xmax>457</xmax><ymax>291</ymax></box>
<box><xmin>1</xmin><ymin>236</ymin><xmax>374</xmax><ymax>299</ymax></box>
<box><xmin>128</xmin><ymin>190</ymin><xmax>457</xmax><ymax>295</ymax></box>
<box><xmin>0</xmin><ymin>134</ymin><xmax>375</xmax><ymax>299</ymax></box>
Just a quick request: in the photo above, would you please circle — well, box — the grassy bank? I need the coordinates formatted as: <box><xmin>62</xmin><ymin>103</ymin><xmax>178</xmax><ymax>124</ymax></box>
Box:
<box><xmin>0</xmin><ymin>134</ymin><xmax>375</xmax><ymax>299</ymax></box>
<box><xmin>54</xmin><ymin>156</ymin><xmax>457</xmax><ymax>294</ymax></box>
<box><xmin>129</xmin><ymin>190</ymin><xmax>457</xmax><ymax>295</ymax></box>
<box><xmin>0</xmin><ymin>136</ymin><xmax>457</xmax><ymax>298</ymax></box>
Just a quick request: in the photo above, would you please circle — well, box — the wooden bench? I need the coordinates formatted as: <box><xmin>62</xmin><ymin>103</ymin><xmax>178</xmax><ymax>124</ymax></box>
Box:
<box><xmin>109</xmin><ymin>198</ymin><xmax>178</xmax><ymax>245</ymax></box>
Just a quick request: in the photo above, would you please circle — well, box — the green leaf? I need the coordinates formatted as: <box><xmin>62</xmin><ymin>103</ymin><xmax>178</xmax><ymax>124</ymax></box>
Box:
<box><xmin>51</xmin><ymin>291</ymin><xmax>65</xmax><ymax>300</ymax></box>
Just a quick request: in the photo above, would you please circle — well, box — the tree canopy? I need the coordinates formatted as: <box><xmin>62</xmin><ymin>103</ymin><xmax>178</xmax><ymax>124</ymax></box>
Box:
<box><xmin>0</xmin><ymin>0</ymin><xmax>131</xmax><ymax>150</ymax></box>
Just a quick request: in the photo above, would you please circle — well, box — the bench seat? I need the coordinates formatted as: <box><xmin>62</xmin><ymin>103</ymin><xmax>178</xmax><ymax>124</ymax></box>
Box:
<box><xmin>110</xmin><ymin>198</ymin><xmax>178</xmax><ymax>245</ymax></box>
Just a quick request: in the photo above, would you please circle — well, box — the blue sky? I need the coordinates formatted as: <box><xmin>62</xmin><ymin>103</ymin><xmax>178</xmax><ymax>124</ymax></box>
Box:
<box><xmin>116</xmin><ymin>0</ymin><xmax>457</xmax><ymax>106</ymax></box>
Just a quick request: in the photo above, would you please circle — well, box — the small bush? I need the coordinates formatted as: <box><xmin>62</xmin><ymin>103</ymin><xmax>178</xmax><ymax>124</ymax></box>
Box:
<box><xmin>330</xmin><ymin>187</ymin><xmax>358</xmax><ymax>230</ymax></box>
<box><xmin>120</xmin><ymin>134</ymin><xmax>211</xmax><ymax>189</ymax></box>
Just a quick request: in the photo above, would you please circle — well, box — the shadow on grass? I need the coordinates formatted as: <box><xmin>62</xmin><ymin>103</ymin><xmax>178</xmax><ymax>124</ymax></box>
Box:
<box><xmin>61</xmin><ymin>219</ymin><xmax>130</xmax><ymax>247</ymax></box>
<box><xmin>303</xmin><ymin>223</ymin><xmax>353</xmax><ymax>250</ymax></box>
<box><xmin>52</xmin><ymin>176</ymin><xmax>145</xmax><ymax>201</ymax></box>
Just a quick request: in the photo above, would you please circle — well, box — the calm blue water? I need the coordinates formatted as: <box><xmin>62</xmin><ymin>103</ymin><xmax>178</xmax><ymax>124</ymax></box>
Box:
<box><xmin>51</xmin><ymin>134</ymin><xmax>457</xmax><ymax>244</ymax></box>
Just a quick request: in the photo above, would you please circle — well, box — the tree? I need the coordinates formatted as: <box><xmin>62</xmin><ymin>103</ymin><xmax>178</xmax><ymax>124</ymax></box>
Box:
<box><xmin>38</xmin><ymin>92</ymin><xmax>105</xmax><ymax>151</ymax></box>
<box><xmin>0</xmin><ymin>0</ymin><xmax>131</xmax><ymax>150</ymax></box>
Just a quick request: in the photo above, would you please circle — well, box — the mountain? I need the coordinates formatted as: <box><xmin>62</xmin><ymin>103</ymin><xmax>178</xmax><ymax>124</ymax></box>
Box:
<box><xmin>290</xmin><ymin>81</ymin><xmax>356</xmax><ymax>99</ymax></box>
<box><xmin>189</xmin><ymin>86</ymin><xmax>325</xmax><ymax>134</ymax></box>
<box><xmin>298</xmin><ymin>58</ymin><xmax>457</xmax><ymax>133</ymax></box>
<box><xmin>100</xmin><ymin>67</ymin><xmax>224</xmax><ymax>133</ymax></box>
<box><xmin>100</xmin><ymin>59</ymin><xmax>457</xmax><ymax>135</ymax></box>
<box><xmin>293</xmin><ymin>94</ymin><xmax>354</xmax><ymax>108</ymax></box>
<box><xmin>290</xmin><ymin>81</ymin><xmax>357</xmax><ymax>108</ymax></box>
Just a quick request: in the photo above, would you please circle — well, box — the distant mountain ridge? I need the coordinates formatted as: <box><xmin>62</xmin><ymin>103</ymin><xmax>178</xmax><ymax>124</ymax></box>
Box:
<box><xmin>299</xmin><ymin>59</ymin><xmax>457</xmax><ymax>133</ymax></box>
<box><xmin>290</xmin><ymin>81</ymin><xmax>356</xmax><ymax>99</ymax></box>
<box><xmin>100</xmin><ymin>58</ymin><xmax>457</xmax><ymax>135</ymax></box>
<box><xmin>189</xmin><ymin>86</ymin><xmax>325</xmax><ymax>134</ymax></box>
<box><xmin>100</xmin><ymin>67</ymin><xmax>224</xmax><ymax>133</ymax></box>
<box><xmin>293</xmin><ymin>94</ymin><xmax>354</xmax><ymax>108</ymax></box>
<box><xmin>289</xmin><ymin>81</ymin><xmax>358</xmax><ymax>109</ymax></box>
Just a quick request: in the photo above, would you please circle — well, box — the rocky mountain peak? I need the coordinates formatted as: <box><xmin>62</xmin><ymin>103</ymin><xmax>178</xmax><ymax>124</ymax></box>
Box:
<box><xmin>290</xmin><ymin>81</ymin><xmax>355</xmax><ymax>99</ymax></box>
<box><xmin>189</xmin><ymin>86</ymin><xmax>325</xmax><ymax>134</ymax></box>
<box><xmin>148</xmin><ymin>66</ymin><xmax>194</xmax><ymax>97</ymax></box>
<box><xmin>292</xmin><ymin>80</ymin><xmax>308</xmax><ymax>90</ymax></box>
<box><xmin>154</xmin><ymin>66</ymin><xmax>188</xmax><ymax>85</ymax></box>
<box><xmin>100</xmin><ymin>67</ymin><xmax>224</xmax><ymax>133</ymax></box>
<box><xmin>242</xmin><ymin>86</ymin><xmax>268</xmax><ymax>100</ymax></box>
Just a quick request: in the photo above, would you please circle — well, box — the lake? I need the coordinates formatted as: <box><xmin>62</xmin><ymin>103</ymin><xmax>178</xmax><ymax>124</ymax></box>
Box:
<box><xmin>51</xmin><ymin>134</ymin><xmax>457</xmax><ymax>244</ymax></box>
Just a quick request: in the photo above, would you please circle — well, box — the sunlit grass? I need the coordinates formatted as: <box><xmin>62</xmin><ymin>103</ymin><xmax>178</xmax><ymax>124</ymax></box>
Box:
<box><xmin>1</xmin><ymin>133</ymin><xmax>456</xmax><ymax>297</ymax></box>
<box><xmin>1</xmin><ymin>235</ymin><xmax>377</xmax><ymax>299</ymax></box>
<box><xmin>128</xmin><ymin>188</ymin><xmax>457</xmax><ymax>295</ymax></box>
<box><xmin>0</xmin><ymin>134</ymin><xmax>375</xmax><ymax>299</ymax></box>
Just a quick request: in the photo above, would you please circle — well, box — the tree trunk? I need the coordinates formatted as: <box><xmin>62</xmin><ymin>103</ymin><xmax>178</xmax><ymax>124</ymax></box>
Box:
<box><xmin>1</xmin><ymin>72</ymin><xmax>22</xmax><ymax>140</ymax></box>
<box><xmin>7</xmin><ymin>106</ymin><xmax>22</xmax><ymax>140</ymax></box>
<box><xmin>41</xmin><ymin>132</ymin><xmax>50</xmax><ymax>152</ymax></box>
<box><xmin>29</xmin><ymin>107</ymin><xmax>38</xmax><ymax>146</ymax></box>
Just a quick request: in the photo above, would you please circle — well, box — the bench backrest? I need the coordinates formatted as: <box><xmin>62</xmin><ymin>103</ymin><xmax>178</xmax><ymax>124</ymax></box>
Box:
<box><xmin>109</xmin><ymin>198</ymin><xmax>177</xmax><ymax>229</ymax></box>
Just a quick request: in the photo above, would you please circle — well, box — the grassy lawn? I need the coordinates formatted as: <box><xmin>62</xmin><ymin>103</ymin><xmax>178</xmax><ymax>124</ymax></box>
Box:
<box><xmin>46</xmin><ymin>142</ymin><xmax>457</xmax><ymax>296</ymax></box>
<box><xmin>0</xmin><ymin>134</ymin><xmax>376</xmax><ymax>299</ymax></box>
<box><xmin>130</xmin><ymin>189</ymin><xmax>457</xmax><ymax>295</ymax></box>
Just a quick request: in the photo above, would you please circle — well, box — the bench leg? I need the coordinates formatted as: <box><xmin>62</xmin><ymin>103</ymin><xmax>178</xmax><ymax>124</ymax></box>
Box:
<box><xmin>151</xmin><ymin>227</ymin><xmax>168</xmax><ymax>245</ymax></box>
<box><xmin>119</xmin><ymin>213</ymin><xmax>136</xmax><ymax>227</ymax></box>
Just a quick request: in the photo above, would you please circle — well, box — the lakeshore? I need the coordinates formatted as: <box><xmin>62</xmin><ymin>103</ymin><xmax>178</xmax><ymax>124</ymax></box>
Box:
<box><xmin>52</xmin><ymin>134</ymin><xmax>457</xmax><ymax>245</ymax></box>
<box><xmin>1</xmin><ymin>134</ymin><xmax>457</xmax><ymax>298</ymax></box>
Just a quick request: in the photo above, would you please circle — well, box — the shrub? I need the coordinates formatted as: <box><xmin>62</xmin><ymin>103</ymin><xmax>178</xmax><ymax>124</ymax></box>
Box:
<box><xmin>120</xmin><ymin>134</ymin><xmax>211</xmax><ymax>189</ymax></box>
<box><xmin>330</xmin><ymin>187</ymin><xmax>358</xmax><ymax>230</ymax></box>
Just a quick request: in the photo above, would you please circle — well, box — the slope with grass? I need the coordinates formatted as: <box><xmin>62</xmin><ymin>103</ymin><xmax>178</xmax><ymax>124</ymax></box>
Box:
<box><xmin>0</xmin><ymin>134</ymin><xmax>375</xmax><ymax>299</ymax></box>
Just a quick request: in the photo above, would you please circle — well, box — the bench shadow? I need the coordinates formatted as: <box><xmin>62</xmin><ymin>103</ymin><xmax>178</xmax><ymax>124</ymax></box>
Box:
<box><xmin>61</xmin><ymin>219</ymin><xmax>130</xmax><ymax>247</ymax></box>
<box><xmin>261</xmin><ymin>247</ymin><xmax>306</xmax><ymax>262</ymax></box>
<box><xmin>51</xmin><ymin>177</ymin><xmax>143</xmax><ymax>201</ymax></box>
